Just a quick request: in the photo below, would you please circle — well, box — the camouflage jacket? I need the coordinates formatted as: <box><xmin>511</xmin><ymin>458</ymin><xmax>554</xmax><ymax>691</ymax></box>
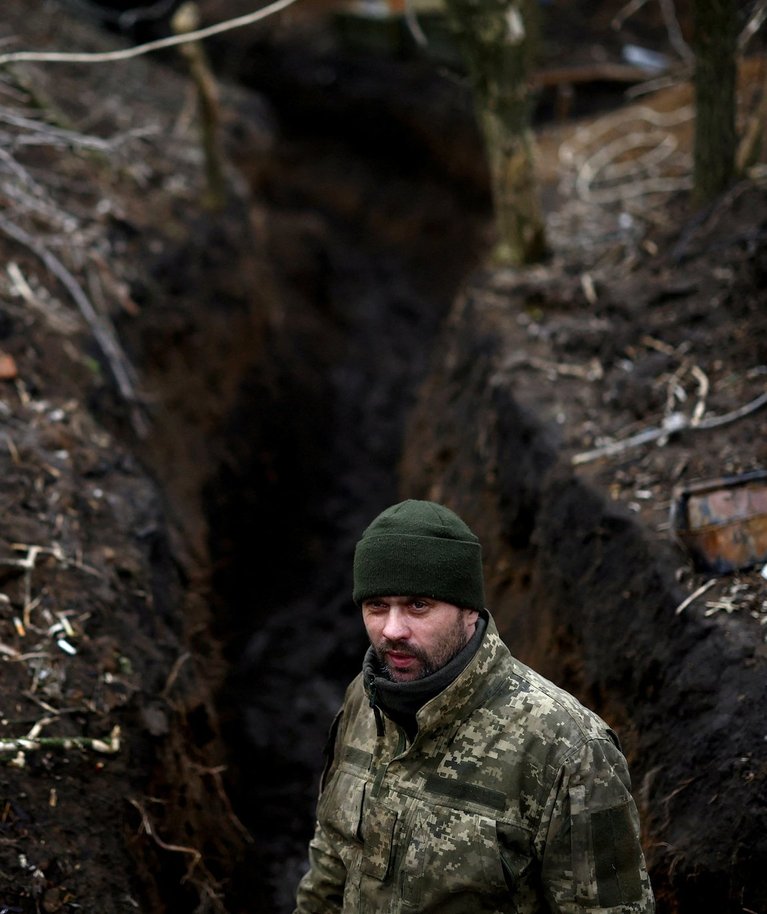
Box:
<box><xmin>294</xmin><ymin>613</ymin><xmax>654</xmax><ymax>913</ymax></box>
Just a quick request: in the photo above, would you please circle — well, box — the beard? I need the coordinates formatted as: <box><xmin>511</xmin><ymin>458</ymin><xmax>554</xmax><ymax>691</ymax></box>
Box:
<box><xmin>373</xmin><ymin>614</ymin><xmax>471</xmax><ymax>682</ymax></box>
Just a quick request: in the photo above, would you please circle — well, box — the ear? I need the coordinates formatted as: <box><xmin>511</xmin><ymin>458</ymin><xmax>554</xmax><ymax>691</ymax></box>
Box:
<box><xmin>463</xmin><ymin>609</ymin><xmax>479</xmax><ymax>633</ymax></box>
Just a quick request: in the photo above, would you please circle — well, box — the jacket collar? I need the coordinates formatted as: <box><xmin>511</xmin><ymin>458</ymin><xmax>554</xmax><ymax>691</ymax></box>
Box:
<box><xmin>413</xmin><ymin>610</ymin><xmax>507</xmax><ymax>736</ymax></box>
<box><xmin>362</xmin><ymin>610</ymin><xmax>507</xmax><ymax>739</ymax></box>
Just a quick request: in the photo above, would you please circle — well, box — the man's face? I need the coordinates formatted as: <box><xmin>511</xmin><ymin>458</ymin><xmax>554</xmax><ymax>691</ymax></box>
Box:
<box><xmin>361</xmin><ymin>595</ymin><xmax>478</xmax><ymax>683</ymax></box>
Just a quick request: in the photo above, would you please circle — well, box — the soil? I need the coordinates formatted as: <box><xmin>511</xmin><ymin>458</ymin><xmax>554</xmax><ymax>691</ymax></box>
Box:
<box><xmin>0</xmin><ymin>1</ymin><xmax>765</xmax><ymax>913</ymax></box>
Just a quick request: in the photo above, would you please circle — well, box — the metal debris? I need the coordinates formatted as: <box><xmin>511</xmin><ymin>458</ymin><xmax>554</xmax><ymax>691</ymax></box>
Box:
<box><xmin>671</xmin><ymin>469</ymin><xmax>767</xmax><ymax>573</ymax></box>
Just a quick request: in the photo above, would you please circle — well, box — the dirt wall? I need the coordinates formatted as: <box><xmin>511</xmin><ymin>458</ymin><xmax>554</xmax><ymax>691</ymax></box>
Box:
<box><xmin>400</xmin><ymin>274</ymin><xmax>767</xmax><ymax>914</ymax></box>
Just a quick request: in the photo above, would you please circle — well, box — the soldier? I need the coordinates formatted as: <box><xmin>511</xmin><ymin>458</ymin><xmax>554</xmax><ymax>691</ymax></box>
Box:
<box><xmin>293</xmin><ymin>499</ymin><xmax>655</xmax><ymax>913</ymax></box>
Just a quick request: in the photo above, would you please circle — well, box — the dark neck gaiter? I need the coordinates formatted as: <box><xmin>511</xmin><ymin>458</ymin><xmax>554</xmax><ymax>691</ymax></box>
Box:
<box><xmin>363</xmin><ymin>613</ymin><xmax>487</xmax><ymax>739</ymax></box>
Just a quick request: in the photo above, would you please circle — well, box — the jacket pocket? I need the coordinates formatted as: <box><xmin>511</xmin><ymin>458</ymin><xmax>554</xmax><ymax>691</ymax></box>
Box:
<box><xmin>318</xmin><ymin>767</ymin><xmax>366</xmax><ymax>851</ymax></box>
<box><xmin>497</xmin><ymin>822</ymin><xmax>533</xmax><ymax>892</ymax></box>
<box><xmin>360</xmin><ymin>795</ymin><xmax>398</xmax><ymax>880</ymax></box>
<box><xmin>401</xmin><ymin>805</ymin><xmax>509</xmax><ymax>906</ymax></box>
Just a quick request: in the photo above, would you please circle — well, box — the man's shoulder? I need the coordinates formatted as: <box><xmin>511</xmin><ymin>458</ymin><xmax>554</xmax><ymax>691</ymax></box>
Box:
<box><xmin>343</xmin><ymin>671</ymin><xmax>366</xmax><ymax>708</ymax></box>
<box><xmin>483</xmin><ymin>634</ymin><xmax>614</xmax><ymax>750</ymax></box>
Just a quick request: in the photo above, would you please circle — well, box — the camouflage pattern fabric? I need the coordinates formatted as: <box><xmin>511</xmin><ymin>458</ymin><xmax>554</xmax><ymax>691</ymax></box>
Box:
<box><xmin>293</xmin><ymin>613</ymin><xmax>655</xmax><ymax>913</ymax></box>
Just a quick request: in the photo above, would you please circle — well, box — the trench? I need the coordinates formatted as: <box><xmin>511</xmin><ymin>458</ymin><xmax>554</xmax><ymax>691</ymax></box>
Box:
<box><xmin>190</xmin><ymin>40</ymin><xmax>494</xmax><ymax>913</ymax></box>
<box><xmin>134</xmin><ymin>41</ymin><xmax>643</xmax><ymax>914</ymax></box>
<box><xmin>181</xmin><ymin>39</ymin><xmax>668</xmax><ymax>910</ymax></box>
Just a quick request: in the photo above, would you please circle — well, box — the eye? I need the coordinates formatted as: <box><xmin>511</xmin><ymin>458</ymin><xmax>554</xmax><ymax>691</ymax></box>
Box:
<box><xmin>411</xmin><ymin>599</ymin><xmax>430</xmax><ymax>611</ymax></box>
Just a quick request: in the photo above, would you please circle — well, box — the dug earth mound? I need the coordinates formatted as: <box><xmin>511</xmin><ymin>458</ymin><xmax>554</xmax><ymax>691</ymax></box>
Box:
<box><xmin>0</xmin><ymin>2</ymin><xmax>765</xmax><ymax>912</ymax></box>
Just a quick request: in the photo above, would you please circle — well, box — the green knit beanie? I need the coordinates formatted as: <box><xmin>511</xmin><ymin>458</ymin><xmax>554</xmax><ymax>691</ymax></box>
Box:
<box><xmin>352</xmin><ymin>500</ymin><xmax>485</xmax><ymax>611</ymax></box>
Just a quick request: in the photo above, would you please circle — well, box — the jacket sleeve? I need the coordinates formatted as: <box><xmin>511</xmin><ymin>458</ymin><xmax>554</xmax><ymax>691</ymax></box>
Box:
<box><xmin>292</xmin><ymin>817</ymin><xmax>347</xmax><ymax>914</ymax></box>
<box><xmin>293</xmin><ymin>709</ymin><xmax>348</xmax><ymax>914</ymax></box>
<box><xmin>536</xmin><ymin>736</ymin><xmax>655</xmax><ymax>913</ymax></box>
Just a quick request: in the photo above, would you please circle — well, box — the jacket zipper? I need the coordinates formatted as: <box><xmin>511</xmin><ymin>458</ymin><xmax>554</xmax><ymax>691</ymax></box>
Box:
<box><xmin>367</xmin><ymin>674</ymin><xmax>385</xmax><ymax>738</ymax></box>
<box><xmin>367</xmin><ymin>675</ymin><xmax>410</xmax><ymax>797</ymax></box>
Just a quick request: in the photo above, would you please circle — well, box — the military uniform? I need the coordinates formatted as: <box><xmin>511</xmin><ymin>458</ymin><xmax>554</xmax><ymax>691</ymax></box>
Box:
<box><xmin>294</xmin><ymin>613</ymin><xmax>654</xmax><ymax>913</ymax></box>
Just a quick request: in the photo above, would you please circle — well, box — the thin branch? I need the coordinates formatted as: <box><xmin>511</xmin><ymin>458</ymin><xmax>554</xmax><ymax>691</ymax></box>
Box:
<box><xmin>0</xmin><ymin>145</ymin><xmax>37</xmax><ymax>184</ymax></box>
<box><xmin>688</xmin><ymin>364</ymin><xmax>709</xmax><ymax>425</ymax></box>
<box><xmin>612</xmin><ymin>0</ymin><xmax>692</xmax><ymax>63</ymax></box>
<box><xmin>502</xmin><ymin>352</ymin><xmax>604</xmax><ymax>381</ymax></box>
<box><xmin>0</xmin><ymin>725</ymin><xmax>121</xmax><ymax>756</ymax></box>
<box><xmin>128</xmin><ymin>798</ymin><xmax>203</xmax><ymax>878</ymax></box>
<box><xmin>695</xmin><ymin>389</ymin><xmax>767</xmax><ymax>429</ymax></box>
<box><xmin>7</xmin><ymin>261</ymin><xmax>81</xmax><ymax>334</ymax></box>
<box><xmin>1</xmin><ymin>179</ymin><xmax>79</xmax><ymax>232</ymax></box>
<box><xmin>404</xmin><ymin>0</ymin><xmax>429</xmax><ymax>48</ymax></box>
<box><xmin>0</xmin><ymin>0</ymin><xmax>301</xmax><ymax>67</ymax></box>
<box><xmin>739</xmin><ymin>1</ymin><xmax>767</xmax><ymax>52</ymax></box>
<box><xmin>572</xmin><ymin>412</ymin><xmax>689</xmax><ymax>465</ymax></box>
<box><xmin>161</xmin><ymin>651</ymin><xmax>191</xmax><ymax>698</ymax></box>
<box><xmin>189</xmin><ymin>761</ymin><xmax>256</xmax><ymax>846</ymax></box>
<box><xmin>0</xmin><ymin>544</ymin><xmax>44</xmax><ymax>629</ymax></box>
<box><xmin>0</xmin><ymin>109</ymin><xmax>146</xmax><ymax>152</ymax></box>
<box><xmin>612</xmin><ymin>0</ymin><xmax>651</xmax><ymax>32</ymax></box>
<box><xmin>625</xmin><ymin>67</ymin><xmax>693</xmax><ymax>100</ymax></box>
<box><xmin>658</xmin><ymin>0</ymin><xmax>694</xmax><ymax>63</ymax></box>
<box><xmin>572</xmin><ymin>390</ymin><xmax>767</xmax><ymax>465</ymax></box>
<box><xmin>674</xmin><ymin>578</ymin><xmax>717</xmax><ymax>615</ymax></box>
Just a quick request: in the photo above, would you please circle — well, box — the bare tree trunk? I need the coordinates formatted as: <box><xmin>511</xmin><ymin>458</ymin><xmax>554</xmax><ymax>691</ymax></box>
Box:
<box><xmin>692</xmin><ymin>0</ymin><xmax>738</xmax><ymax>201</ymax></box>
<box><xmin>442</xmin><ymin>0</ymin><xmax>547</xmax><ymax>265</ymax></box>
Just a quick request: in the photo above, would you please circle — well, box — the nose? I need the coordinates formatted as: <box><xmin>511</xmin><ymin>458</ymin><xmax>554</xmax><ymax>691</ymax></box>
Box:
<box><xmin>381</xmin><ymin>607</ymin><xmax>411</xmax><ymax>642</ymax></box>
